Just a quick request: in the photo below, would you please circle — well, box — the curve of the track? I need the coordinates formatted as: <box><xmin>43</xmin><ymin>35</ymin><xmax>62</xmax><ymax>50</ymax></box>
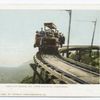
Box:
<box><xmin>41</xmin><ymin>54</ymin><xmax>100</xmax><ymax>84</ymax></box>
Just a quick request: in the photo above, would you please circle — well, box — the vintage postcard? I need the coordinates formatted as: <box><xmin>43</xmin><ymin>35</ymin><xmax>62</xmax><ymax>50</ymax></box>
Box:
<box><xmin>0</xmin><ymin>4</ymin><xmax>100</xmax><ymax>97</ymax></box>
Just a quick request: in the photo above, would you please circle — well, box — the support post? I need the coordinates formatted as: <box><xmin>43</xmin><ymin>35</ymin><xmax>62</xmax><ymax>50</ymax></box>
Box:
<box><xmin>32</xmin><ymin>66</ymin><xmax>37</xmax><ymax>83</ymax></box>
<box><xmin>78</xmin><ymin>50</ymin><xmax>81</xmax><ymax>62</ymax></box>
<box><xmin>40</xmin><ymin>68</ymin><xmax>45</xmax><ymax>83</ymax></box>
<box><xmin>45</xmin><ymin>71</ymin><xmax>50</xmax><ymax>83</ymax></box>
<box><xmin>62</xmin><ymin>52</ymin><xmax>64</xmax><ymax>56</ymax></box>
<box><xmin>30</xmin><ymin>64</ymin><xmax>44</xmax><ymax>83</ymax></box>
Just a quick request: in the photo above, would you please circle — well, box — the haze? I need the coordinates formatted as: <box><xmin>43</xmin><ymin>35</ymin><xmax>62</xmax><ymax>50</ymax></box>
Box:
<box><xmin>0</xmin><ymin>10</ymin><xmax>99</xmax><ymax>67</ymax></box>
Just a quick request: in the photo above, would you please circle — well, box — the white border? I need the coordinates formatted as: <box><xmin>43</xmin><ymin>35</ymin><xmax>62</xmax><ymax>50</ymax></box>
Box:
<box><xmin>0</xmin><ymin>84</ymin><xmax>100</xmax><ymax>97</ymax></box>
<box><xmin>0</xmin><ymin>0</ymin><xmax>100</xmax><ymax>4</ymax></box>
<box><xmin>0</xmin><ymin>4</ymin><xmax>100</xmax><ymax>10</ymax></box>
<box><xmin>0</xmin><ymin>84</ymin><xmax>100</xmax><ymax>96</ymax></box>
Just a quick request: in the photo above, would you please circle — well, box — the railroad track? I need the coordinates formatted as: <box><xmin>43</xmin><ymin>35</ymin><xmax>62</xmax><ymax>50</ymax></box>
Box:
<box><xmin>34</xmin><ymin>52</ymin><xmax>78</xmax><ymax>84</ymax></box>
<box><xmin>33</xmin><ymin>52</ymin><xmax>100</xmax><ymax>84</ymax></box>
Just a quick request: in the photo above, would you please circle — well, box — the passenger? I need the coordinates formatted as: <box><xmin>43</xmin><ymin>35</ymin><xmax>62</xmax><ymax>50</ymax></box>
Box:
<box><xmin>36</xmin><ymin>30</ymin><xmax>40</xmax><ymax>36</ymax></box>
<box><xmin>54</xmin><ymin>32</ymin><xmax>58</xmax><ymax>38</ymax></box>
<box><xmin>40</xmin><ymin>27</ymin><xmax>45</xmax><ymax>37</ymax></box>
<box><xmin>40</xmin><ymin>28</ymin><xmax>45</xmax><ymax>46</ymax></box>
<box><xmin>59</xmin><ymin>33</ymin><xmax>63</xmax><ymax>48</ymax></box>
<box><xmin>59</xmin><ymin>33</ymin><xmax>65</xmax><ymax>48</ymax></box>
<box><xmin>61</xmin><ymin>34</ymin><xmax>65</xmax><ymax>44</ymax></box>
<box><xmin>34</xmin><ymin>31</ymin><xmax>40</xmax><ymax>47</ymax></box>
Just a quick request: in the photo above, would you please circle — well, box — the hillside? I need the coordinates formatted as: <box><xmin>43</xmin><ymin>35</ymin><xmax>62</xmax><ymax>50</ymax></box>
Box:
<box><xmin>0</xmin><ymin>61</ymin><xmax>33</xmax><ymax>83</ymax></box>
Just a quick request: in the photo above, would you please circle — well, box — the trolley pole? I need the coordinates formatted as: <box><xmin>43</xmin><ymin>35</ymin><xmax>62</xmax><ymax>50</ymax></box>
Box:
<box><xmin>66</xmin><ymin>10</ymin><xmax>72</xmax><ymax>58</ymax></box>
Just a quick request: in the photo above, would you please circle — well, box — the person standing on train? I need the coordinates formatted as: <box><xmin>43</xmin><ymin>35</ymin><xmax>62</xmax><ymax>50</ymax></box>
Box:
<box><xmin>40</xmin><ymin>27</ymin><xmax>46</xmax><ymax>46</ymax></box>
<box><xmin>62</xmin><ymin>34</ymin><xmax>65</xmax><ymax>44</ymax></box>
<box><xmin>59</xmin><ymin>33</ymin><xmax>65</xmax><ymax>48</ymax></box>
<box><xmin>59</xmin><ymin>33</ymin><xmax>62</xmax><ymax>48</ymax></box>
<box><xmin>40</xmin><ymin>27</ymin><xmax>45</xmax><ymax>37</ymax></box>
<box><xmin>34</xmin><ymin>31</ymin><xmax>40</xmax><ymax>47</ymax></box>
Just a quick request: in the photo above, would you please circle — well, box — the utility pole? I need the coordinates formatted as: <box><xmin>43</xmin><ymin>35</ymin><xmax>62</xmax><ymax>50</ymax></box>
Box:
<box><xmin>66</xmin><ymin>10</ymin><xmax>72</xmax><ymax>57</ymax></box>
<box><xmin>90</xmin><ymin>19</ymin><xmax>97</xmax><ymax>57</ymax></box>
<box><xmin>91</xmin><ymin>19</ymin><xmax>97</xmax><ymax>48</ymax></box>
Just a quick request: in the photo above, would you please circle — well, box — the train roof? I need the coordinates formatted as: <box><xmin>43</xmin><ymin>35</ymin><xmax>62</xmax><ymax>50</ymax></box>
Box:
<box><xmin>44</xmin><ymin>23</ymin><xmax>57</xmax><ymax>29</ymax></box>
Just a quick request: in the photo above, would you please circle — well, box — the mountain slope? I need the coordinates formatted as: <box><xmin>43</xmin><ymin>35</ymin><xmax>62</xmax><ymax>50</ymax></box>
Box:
<box><xmin>0</xmin><ymin>61</ymin><xmax>33</xmax><ymax>83</ymax></box>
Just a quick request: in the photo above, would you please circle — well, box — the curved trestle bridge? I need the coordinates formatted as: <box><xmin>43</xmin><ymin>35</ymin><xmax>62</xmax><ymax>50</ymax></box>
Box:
<box><xmin>30</xmin><ymin>45</ymin><xmax>100</xmax><ymax>84</ymax></box>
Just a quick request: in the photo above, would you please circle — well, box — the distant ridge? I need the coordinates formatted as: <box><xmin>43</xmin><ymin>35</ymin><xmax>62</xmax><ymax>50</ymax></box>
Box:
<box><xmin>0</xmin><ymin>60</ymin><xmax>33</xmax><ymax>83</ymax></box>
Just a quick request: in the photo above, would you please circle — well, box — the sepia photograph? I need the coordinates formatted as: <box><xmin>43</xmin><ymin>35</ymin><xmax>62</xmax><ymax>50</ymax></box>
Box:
<box><xmin>0</xmin><ymin>4</ymin><xmax>100</xmax><ymax>97</ymax></box>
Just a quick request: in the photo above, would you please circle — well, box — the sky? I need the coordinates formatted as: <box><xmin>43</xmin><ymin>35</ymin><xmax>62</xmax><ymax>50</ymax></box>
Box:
<box><xmin>0</xmin><ymin>10</ymin><xmax>99</xmax><ymax>67</ymax></box>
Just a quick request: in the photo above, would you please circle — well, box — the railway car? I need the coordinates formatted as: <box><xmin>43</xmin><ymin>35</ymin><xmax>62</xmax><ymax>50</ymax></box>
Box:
<box><xmin>34</xmin><ymin>22</ymin><xmax>64</xmax><ymax>54</ymax></box>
